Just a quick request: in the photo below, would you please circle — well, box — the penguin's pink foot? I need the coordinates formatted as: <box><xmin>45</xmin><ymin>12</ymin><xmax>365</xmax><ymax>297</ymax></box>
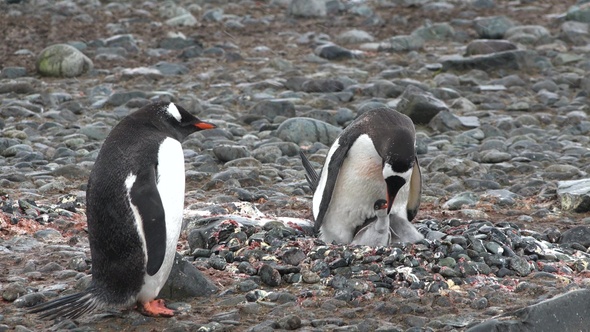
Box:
<box><xmin>139</xmin><ymin>299</ymin><xmax>174</xmax><ymax>317</ymax></box>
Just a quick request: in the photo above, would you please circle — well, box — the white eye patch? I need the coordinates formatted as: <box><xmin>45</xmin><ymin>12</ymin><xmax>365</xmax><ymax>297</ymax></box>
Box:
<box><xmin>165</xmin><ymin>102</ymin><xmax>182</xmax><ymax>122</ymax></box>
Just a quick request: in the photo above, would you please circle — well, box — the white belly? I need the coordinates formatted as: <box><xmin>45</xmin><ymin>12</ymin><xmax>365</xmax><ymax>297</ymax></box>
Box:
<box><xmin>137</xmin><ymin>137</ymin><xmax>185</xmax><ymax>303</ymax></box>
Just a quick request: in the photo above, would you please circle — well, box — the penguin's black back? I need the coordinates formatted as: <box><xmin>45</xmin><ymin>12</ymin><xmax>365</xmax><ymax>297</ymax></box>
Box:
<box><xmin>86</xmin><ymin>103</ymin><xmax>175</xmax><ymax>303</ymax></box>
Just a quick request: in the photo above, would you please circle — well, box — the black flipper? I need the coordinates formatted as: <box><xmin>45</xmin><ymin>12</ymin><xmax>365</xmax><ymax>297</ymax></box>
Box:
<box><xmin>29</xmin><ymin>289</ymin><xmax>100</xmax><ymax>320</ymax></box>
<box><xmin>299</xmin><ymin>150</ymin><xmax>319</xmax><ymax>191</ymax></box>
<box><xmin>129</xmin><ymin>165</ymin><xmax>166</xmax><ymax>276</ymax></box>
<box><xmin>313</xmin><ymin>134</ymin><xmax>357</xmax><ymax>233</ymax></box>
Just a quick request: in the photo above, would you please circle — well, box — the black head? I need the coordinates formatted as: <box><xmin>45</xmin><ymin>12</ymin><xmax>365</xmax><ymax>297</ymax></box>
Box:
<box><xmin>374</xmin><ymin>199</ymin><xmax>387</xmax><ymax>211</ymax></box>
<box><xmin>133</xmin><ymin>101</ymin><xmax>216</xmax><ymax>141</ymax></box>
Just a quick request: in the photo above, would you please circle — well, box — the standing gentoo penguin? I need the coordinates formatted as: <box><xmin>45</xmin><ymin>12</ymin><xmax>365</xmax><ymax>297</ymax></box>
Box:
<box><xmin>299</xmin><ymin>107</ymin><xmax>423</xmax><ymax>245</ymax></box>
<box><xmin>30</xmin><ymin>101</ymin><xmax>216</xmax><ymax>319</ymax></box>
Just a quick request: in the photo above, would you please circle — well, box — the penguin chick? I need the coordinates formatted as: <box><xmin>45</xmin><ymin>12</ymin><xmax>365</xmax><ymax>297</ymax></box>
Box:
<box><xmin>350</xmin><ymin>199</ymin><xmax>392</xmax><ymax>246</ymax></box>
<box><xmin>30</xmin><ymin>101</ymin><xmax>216</xmax><ymax>320</ymax></box>
<box><xmin>300</xmin><ymin>107</ymin><xmax>423</xmax><ymax>245</ymax></box>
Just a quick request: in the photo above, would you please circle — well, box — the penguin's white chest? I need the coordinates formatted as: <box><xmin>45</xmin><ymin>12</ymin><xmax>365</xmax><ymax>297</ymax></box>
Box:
<box><xmin>137</xmin><ymin>137</ymin><xmax>185</xmax><ymax>303</ymax></box>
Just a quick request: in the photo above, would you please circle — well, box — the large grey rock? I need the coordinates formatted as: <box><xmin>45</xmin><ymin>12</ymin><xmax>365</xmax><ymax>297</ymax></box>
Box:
<box><xmin>567</xmin><ymin>3</ymin><xmax>590</xmax><ymax>23</ymax></box>
<box><xmin>465</xmin><ymin>39</ymin><xmax>517</xmax><ymax>56</ymax></box>
<box><xmin>505</xmin><ymin>25</ymin><xmax>552</xmax><ymax>45</ymax></box>
<box><xmin>411</xmin><ymin>23</ymin><xmax>455</xmax><ymax>41</ymax></box>
<box><xmin>159</xmin><ymin>253</ymin><xmax>218</xmax><ymax>300</ymax></box>
<box><xmin>467</xmin><ymin>290</ymin><xmax>590</xmax><ymax>332</ymax></box>
<box><xmin>396</xmin><ymin>85</ymin><xmax>448</xmax><ymax>124</ymax></box>
<box><xmin>429</xmin><ymin>110</ymin><xmax>480</xmax><ymax>132</ymax></box>
<box><xmin>441</xmin><ymin>50</ymin><xmax>536</xmax><ymax>72</ymax></box>
<box><xmin>276</xmin><ymin>117</ymin><xmax>342</xmax><ymax>145</ymax></box>
<box><xmin>288</xmin><ymin>0</ymin><xmax>327</xmax><ymax>17</ymax></box>
<box><xmin>473</xmin><ymin>15</ymin><xmax>517</xmax><ymax>39</ymax></box>
<box><xmin>36</xmin><ymin>44</ymin><xmax>93</xmax><ymax>78</ymax></box>
<box><xmin>249</xmin><ymin>99</ymin><xmax>296</xmax><ymax>121</ymax></box>
<box><xmin>378</xmin><ymin>35</ymin><xmax>424</xmax><ymax>52</ymax></box>
<box><xmin>557</xmin><ymin>178</ymin><xmax>590</xmax><ymax>212</ymax></box>
<box><xmin>561</xmin><ymin>21</ymin><xmax>590</xmax><ymax>45</ymax></box>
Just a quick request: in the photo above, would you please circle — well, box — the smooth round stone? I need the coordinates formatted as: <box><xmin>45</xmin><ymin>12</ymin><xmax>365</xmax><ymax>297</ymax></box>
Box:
<box><xmin>213</xmin><ymin>145</ymin><xmax>250</xmax><ymax>162</ymax></box>
<box><xmin>442</xmin><ymin>192</ymin><xmax>478</xmax><ymax>210</ymax></box>
<box><xmin>33</xmin><ymin>229</ymin><xmax>62</xmax><ymax>242</ymax></box>
<box><xmin>36</xmin><ymin>44</ymin><xmax>93</xmax><ymax>77</ymax></box>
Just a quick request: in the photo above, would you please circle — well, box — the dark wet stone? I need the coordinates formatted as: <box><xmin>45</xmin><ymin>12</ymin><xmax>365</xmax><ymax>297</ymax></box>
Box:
<box><xmin>281</xmin><ymin>248</ymin><xmax>306</xmax><ymax>266</ymax></box>
<box><xmin>209</xmin><ymin>255</ymin><xmax>227</xmax><ymax>270</ymax></box>
<box><xmin>159</xmin><ymin>253</ymin><xmax>218</xmax><ymax>300</ymax></box>
<box><xmin>258</xmin><ymin>264</ymin><xmax>281</xmax><ymax>287</ymax></box>
<box><xmin>237</xmin><ymin>279</ymin><xmax>259</xmax><ymax>292</ymax></box>
<box><xmin>559</xmin><ymin>226</ymin><xmax>590</xmax><ymax>247</ymax></box>
<box><xmin>467</xmin><ymin>289</ymin><xmax>590</xmax><ymax>332</ymax></box>
<box><xmin>278</xmin><ymin>315</ymin><xmax>302</xmax><ymax>330</ymax></box>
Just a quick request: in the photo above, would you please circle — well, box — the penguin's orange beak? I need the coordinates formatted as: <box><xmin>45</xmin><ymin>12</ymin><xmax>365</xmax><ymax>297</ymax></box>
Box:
<box><xmin>385</xmin><ymin>176</ymin><xmax>406</xmax><ymax>215</ymax></box>
<box><xmin>194</xmin><ymin>121</ymin><xmax>216</xmax><ymax>130</ymax></box>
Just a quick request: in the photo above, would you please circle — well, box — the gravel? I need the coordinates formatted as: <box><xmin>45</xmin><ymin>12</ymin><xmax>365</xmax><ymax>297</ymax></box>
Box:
<box><xmin>2</xmin><ymin>0</ymin><xmax>590</xmax><ymax>331</ymax></box>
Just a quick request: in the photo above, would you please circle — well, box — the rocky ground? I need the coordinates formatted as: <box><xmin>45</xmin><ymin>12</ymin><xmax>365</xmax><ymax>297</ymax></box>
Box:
<box><xmin>2</xmin><ymin>0</ymin><xmax>590</xmax><ymax>331</ymax></box>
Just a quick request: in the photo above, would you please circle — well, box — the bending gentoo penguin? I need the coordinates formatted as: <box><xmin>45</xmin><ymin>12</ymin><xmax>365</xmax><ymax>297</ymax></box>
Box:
<box><xmin>30</xmin><ymin>101</ymin><xmax>216</xmax><ymax>320</ymax></box>
<box><xmin>301</xmin><ymin>157</ymin><xmax>393</xmax><ymax>246</ymax></box>
<box><xmin>299</xmin><ymin>107</ymin><xmax>423</xmax><ymax>245</ymax></box>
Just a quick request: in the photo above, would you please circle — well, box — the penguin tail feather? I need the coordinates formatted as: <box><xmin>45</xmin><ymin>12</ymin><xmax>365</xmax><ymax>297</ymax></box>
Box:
<box><xmin>299</xmin><ymin>150</ymin><xmax>319</xmax><ymax>190</ymax></box>
<box><xmin>29</xmin><ymin>290</ymin><xmax>101</xmax><ymax>320</ymax></box>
